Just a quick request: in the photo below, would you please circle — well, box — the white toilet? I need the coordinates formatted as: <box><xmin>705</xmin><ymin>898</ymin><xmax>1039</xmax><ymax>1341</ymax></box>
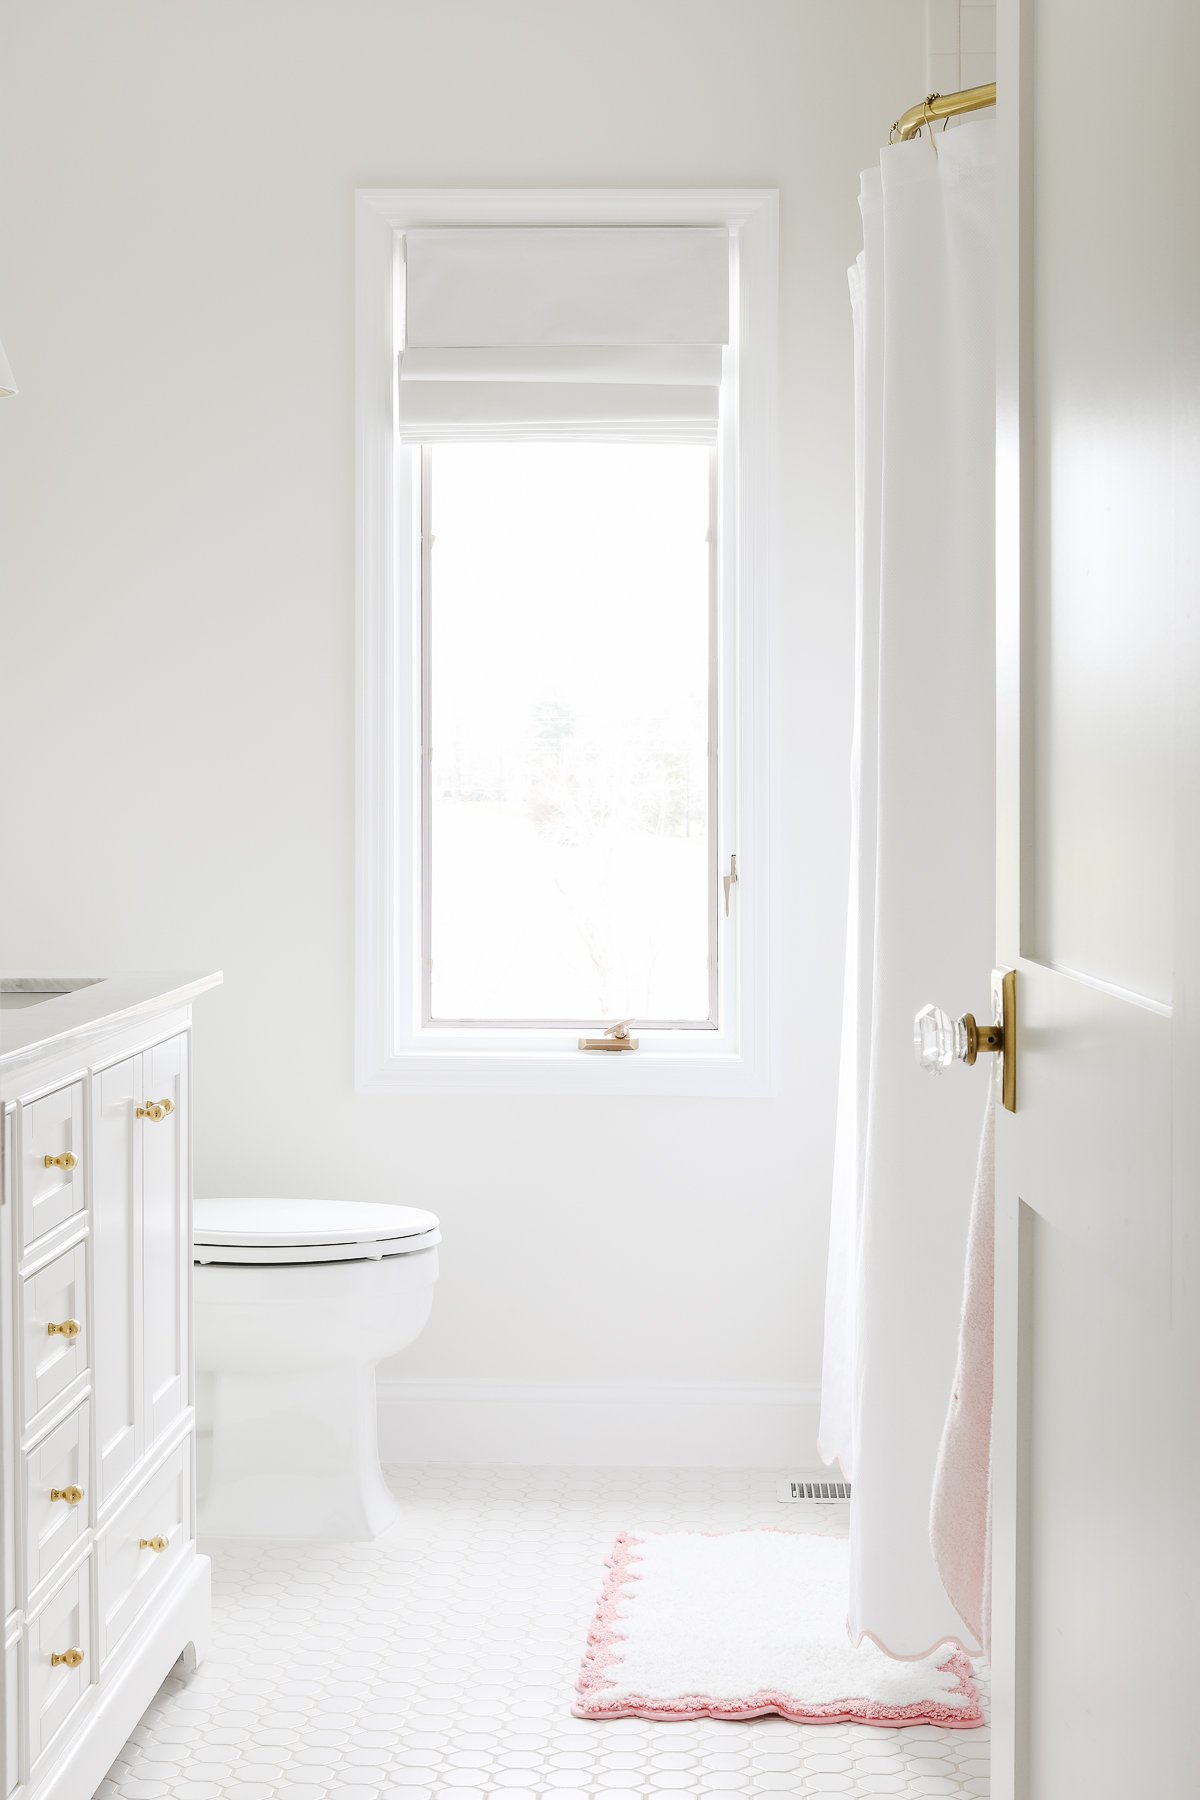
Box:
<box><xmin>193</xmin><ymin>1197</ymin><xmax>440</xmax><ymax>1540</ymax></box>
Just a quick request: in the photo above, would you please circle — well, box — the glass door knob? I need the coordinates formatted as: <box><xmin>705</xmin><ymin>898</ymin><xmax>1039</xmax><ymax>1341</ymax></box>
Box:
<box><xmin>914</xmin><ymin>1003</ymin><xmax>1003</xmax><ymax>1072</ymax></box>
<box><xmin>913</xmin><ymin>971</ymin><xmax>1018</xmax><ymax>1111</ymax></box>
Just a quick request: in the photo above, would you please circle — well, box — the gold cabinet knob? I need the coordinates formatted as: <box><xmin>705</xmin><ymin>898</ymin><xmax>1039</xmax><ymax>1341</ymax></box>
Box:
<box><xmin>139</xmin><ymin>1535</ymin><xmax>169</xmax><ymax>1553</ymax></box>
<box><xmin>43</xmin><ymin>1151</ymin><xmax>78</xmax><ymax>1171</ymax></box>
<box><xmin>50</xmin><ymin>1647</ymin><xmax>84</xmax><ymax>1669</ymax></box>
<box><xmin>46</xmin><ymin>1319</ymin><xmax>81</xmax><ymax>1339</ymax></box>
<box><xmin>50</xmin><ymin>1485</ymin><xmax>84</xmax><ymax>1506</ymax></box>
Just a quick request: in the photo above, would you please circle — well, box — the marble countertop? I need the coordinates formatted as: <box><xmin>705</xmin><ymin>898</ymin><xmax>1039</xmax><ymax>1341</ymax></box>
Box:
<box><xmin>0</xmin><ymin>971</ymin><xmax>223</xmax><ymax>1072</ymax></box>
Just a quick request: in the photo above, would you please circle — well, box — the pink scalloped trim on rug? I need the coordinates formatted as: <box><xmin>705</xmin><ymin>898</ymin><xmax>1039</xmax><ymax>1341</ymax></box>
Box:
<box><xmin>573</xmin><ymin>1531</ymin><xmax>983</xmax><ymax>1729</ymax></box>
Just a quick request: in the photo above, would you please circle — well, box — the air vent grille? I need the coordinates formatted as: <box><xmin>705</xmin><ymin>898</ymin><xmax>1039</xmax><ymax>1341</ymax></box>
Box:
<box><xmin>776</xmin><ymin>1477</ymin><xmax>851</xmax><ymax>1503</ymax></box>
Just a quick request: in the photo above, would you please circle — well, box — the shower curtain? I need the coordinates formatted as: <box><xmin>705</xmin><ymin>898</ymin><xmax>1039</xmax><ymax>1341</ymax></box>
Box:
<box><xmin>819</xmin><ymin>116</ymin><xmax>997</xmax><ymax>1658</ymax></box>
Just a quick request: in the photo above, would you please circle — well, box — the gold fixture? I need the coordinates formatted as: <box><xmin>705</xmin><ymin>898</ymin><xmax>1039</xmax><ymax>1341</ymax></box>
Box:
<box><xmin>579</xmin><ymin>1019</ymin><xmax>639</xmax><ymax>1053</ymax></box>
<box><xmin>50</xmin><ymin>1485</ymin><xmax>84</xmax><ymax>1506</ymax></box>
<box><xmin>43</xmin><ymin>1151</ymin><xmax>78</xmax><ymax>1171</ymax></box>
<box><xmin>992</xmin><ymin>966</ymin><xmax>1017</xmax><ymax>1114</ymax></box>
<box><xmin>914</xmin><ymin>968</ymin><xmax>1017</xmax><ymax>1113</ymax></box>
<box><xmin>723</xmin><ymin>853</ymin><xmax>739</xmax><ymax>917</ymax></box>
<box><xmin>139</xmin><ymin>1536</ymin><xmax>169</xmax><ymax>1553</ymax></box>
<box><xmin>50</xmin><ymin>1648</ymin><xmax>84</xmax><ymax>1669</ymax></box>
<box><xmin>136</xmin><ymin>1098</ymin><xmax>174</xmax><ymax>1121</ymax></box>
<box><xmin>892</xmin><ymin>81</ymin><xmax>996</xmax><ymax>143</ymax></box>
<box><xmin>46</xmin><ymin>1319</ymin><xmax>81</xmax><ymax>1339</ymax></box>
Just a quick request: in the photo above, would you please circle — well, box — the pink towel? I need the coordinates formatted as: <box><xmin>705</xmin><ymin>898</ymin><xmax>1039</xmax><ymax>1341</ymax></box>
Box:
<box><xmin>930</xmin><ymin>1099</ymin><xmax>995</xmax><ymax>1654</ymax></box>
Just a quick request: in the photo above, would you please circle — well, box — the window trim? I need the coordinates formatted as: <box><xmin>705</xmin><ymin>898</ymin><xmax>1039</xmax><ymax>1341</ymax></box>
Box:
<box><xmin>356</xmin><ymin>188</ymin><xmax>779</xmax><ymax>1096</ymax></box>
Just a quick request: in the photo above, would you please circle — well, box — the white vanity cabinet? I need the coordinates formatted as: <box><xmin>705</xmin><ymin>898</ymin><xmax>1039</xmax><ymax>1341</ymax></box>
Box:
<box><xmin>0</xmin><ymin>973</ymin><xmax>220</xmax><ymax>1800</ymax></box>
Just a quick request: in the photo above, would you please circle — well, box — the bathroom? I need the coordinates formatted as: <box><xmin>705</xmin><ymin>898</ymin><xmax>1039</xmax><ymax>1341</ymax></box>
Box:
<box><xmin>0</xmin><ymin>3</ymin><xmax>1196</xmax><ymax>1798</ymax></box>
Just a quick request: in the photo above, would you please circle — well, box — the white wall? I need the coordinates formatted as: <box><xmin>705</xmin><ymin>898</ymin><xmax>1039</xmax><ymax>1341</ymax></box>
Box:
<box><xmin>0</xmin><ymin>1</ymin><xmax>923</xmax><ymax>1459</ymax></box>
<box><xmin>927</xmin><ymin>0</ymin><xmax>997</xmax><ymax>93</ymax></box>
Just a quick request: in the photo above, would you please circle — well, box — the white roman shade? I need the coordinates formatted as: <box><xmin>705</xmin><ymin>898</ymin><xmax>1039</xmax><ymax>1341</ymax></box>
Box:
<box><xmin>397</xmin><ymin>227</ymin><xmax>730</xmax><ymax>443</ymax></box>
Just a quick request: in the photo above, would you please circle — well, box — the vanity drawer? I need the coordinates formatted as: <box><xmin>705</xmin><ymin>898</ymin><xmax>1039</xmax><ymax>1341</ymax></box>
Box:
<box><xmin>24</xmin><ymin>1554</ymin><xmax>93</xmax><ymax>1774</ymax></box>
<box><xmin>21</xmin><ymin>1241</ymin><xmax>88</xmax><ymax>1432</ymax></box>
<box><xmin>97</xmin><ymin>1435</ymin><xmax>192</xmax><ymax>1666</ymax></box>
<box><xmin>20</xmin><ymin>1081</ymin><xmax>85</xmax><ymax>1254</ymax></box>
<box><xmin>24</xmin><ymin>1401</ymin><xmax>91</xmax><ymax>1602</ymax></box>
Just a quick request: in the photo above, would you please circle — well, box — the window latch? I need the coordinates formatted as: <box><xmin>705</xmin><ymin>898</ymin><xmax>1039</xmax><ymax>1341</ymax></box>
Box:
<box><xmin>579</xmin><ymin>1019</ymin><xmax>639</xmax><ymax>1053</ymax></box>
<box><xmin>723</xmin><ymin>853</ymin><xmax>739</xmax><ymax>917</ymax></box>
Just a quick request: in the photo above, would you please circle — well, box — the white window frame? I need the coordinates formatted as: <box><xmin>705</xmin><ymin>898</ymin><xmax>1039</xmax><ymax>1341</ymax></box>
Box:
<box><xmin>355</xmin><ymin>189</ymin><xmax>778</xmax><ymax>1096</ymax></box>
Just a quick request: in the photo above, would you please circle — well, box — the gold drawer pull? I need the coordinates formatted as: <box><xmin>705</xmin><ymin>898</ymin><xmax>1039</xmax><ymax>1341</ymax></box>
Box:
<box><xmin>46</xmin><ymin>1319</ymin><xmax>81</xmax><ymax>1339</ymax></box>
<box><xmin>136</xmin><ymin>1098</ymin><xmax>174</xmax><ymax>1121</ymax></box>
<box><xmin>50</xmin><ymin>1485</ymin><xmax>84</xmax><ymax>1506</ymax></box>
<box><xmin>43</xmin><ymin>1152</ymin><xmax>78</xmax><ymax>1171</ymax></box>
<box><xmin>139</xmin><ymin>1535</ymin><xmax>169</xmax><ymax>1553</ymax></box>
<box><xmin>50</xmin><ymin>1648</ymin><xmax>84</xmax><ymax>1669</ymax></box>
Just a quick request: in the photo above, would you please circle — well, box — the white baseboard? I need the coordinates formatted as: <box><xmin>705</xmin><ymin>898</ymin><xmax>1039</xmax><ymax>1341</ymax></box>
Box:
<box><xmin>376</xmin><ymin>1377</ymin><xmax>821</xmax><ymax>1468</ymax></box>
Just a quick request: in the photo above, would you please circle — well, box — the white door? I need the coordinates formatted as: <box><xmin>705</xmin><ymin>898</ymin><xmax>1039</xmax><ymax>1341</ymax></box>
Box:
<box><xmin>991</xmin><ymin>2</ymin><xmax>1200</xmax><ymax>1795</ymax></box>
<box><xmin>141</xmin><ymin>1033</ymin><xmax>188</xmax><ymax>1445</ymax></box>
<box><xmin>91</xmin><ymin>1055</ymin><xmax>143</xmax><ymax>1501</ymax></box>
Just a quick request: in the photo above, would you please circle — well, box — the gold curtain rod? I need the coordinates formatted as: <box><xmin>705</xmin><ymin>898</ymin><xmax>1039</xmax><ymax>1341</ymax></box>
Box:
<box><xmin>891</xmin><ymin>81</ymin><xmax>996</xmax><ymax>142</ymax></box>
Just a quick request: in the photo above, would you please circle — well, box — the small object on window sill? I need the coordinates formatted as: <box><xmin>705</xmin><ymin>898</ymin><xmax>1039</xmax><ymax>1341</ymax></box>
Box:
<box><xmin>579</xmin><ymin>1019</ymin><xmax>640</xmax><ymax>1052</ymax></box>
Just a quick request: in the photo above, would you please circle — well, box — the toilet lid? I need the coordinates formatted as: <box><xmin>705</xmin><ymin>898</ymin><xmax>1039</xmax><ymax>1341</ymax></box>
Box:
<box><xmin>193</xmin><ymin>1198</ymin><xmax>440</xmax><ymax>1264</ymax></box>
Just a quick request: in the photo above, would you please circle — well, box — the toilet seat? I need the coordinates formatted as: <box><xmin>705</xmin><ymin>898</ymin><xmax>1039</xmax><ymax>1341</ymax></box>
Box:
<box><xmin>193</xmin><ymin>1197</ymin><xmax>441</xmax><ymax>1265</ymax></box>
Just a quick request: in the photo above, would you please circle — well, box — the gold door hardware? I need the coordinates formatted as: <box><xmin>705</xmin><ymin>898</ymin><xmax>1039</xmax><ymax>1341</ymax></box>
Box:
<box><xmin>43</xmin><ymin>1151</ymin><xmax>78</xmax><ymax>1171</ymax></box>
<box><xmin>46</xmin><ymin>1318</ymin><xmax>81</xmax><ymax>1339</ymax></box>
<box><xmin>139</xmin><ymin>1536</ymin><xmax>169</xmax><ymax>1553</ymax></box>
<box><xmin>723</xmin><ymin>853</ymin><xmax>739</xmax><ymax>917</ymax></box>
<box><xmin>136</xmin><ymin>1098</ymin><xmax>175</xmax><ymax>1121</ymax></box>
<box><xmin>50</xmin><ymin>1485</ymin><xmax>84</xmax><ymax>1506</ymax></box>
<box><xmin>914</xmin><ymin>967</ymin><xmax>1017</xmax><ymax>1113</ymax></box>
<box><xmin>50</xmin><ymin>1648</ymin><xmax>84</xmax><ymax>1669</ymax></box>
<box><xmin>579</xmin><ymin>1019</ymin><xmax>640</xmax><ymax>1052</ymax></box>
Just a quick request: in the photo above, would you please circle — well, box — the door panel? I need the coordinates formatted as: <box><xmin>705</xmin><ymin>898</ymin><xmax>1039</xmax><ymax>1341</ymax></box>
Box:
<box><xmin>993</xmin><ymin>0</ymin><xmax>1185</xmax><ymax>1793</ymax></box>
<box><xmin>142</xmin><ymin>1035</ymin><xmax>188</xmax><ymax>1445</ymax></box>
<box><xmin>91</xmin><ymin>1055</ymin><xmax>143</xmax><ymax>1501</ymax></box>
<box><xmin>1024</xmin><ymin>0</ymin><xmax>1174</xmax><ymax>1006</ymax></box>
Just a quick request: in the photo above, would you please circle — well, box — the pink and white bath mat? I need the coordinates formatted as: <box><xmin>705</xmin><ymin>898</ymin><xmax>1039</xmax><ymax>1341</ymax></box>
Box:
<box><xmin>575</xmin><ymin>1530</ymin><xmax>983</xmax><ymax>1728</ymax></box>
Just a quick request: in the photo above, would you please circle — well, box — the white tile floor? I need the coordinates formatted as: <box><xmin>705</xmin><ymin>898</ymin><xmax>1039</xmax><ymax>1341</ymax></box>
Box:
<box><xmin>101</xmin><ymin>1468</ymin><xmax>989</xmax><ymax>1800</ymax></box>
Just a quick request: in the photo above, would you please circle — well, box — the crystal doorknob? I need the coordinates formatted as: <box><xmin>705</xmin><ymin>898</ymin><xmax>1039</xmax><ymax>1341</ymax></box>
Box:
<box><xmin>913</xmin><ymin>970</ymin><xmax>1018</xmax><ymax>1112</ymax></box>
<box><xmin>914</xmin><ymin>1003</ymin><xmax>1003</xmax><ymax>1072</ymax></box>
<box><xmin>914</xmin><ymin>1004</ymin><xmax>968</xmax><ymax>1072</ymax></box>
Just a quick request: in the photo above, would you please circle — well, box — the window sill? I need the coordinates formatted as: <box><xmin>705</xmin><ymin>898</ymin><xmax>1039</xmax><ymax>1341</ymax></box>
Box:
<box><xmin>356</xmin><ymin>1046</ymin><xmax>776</xmax><ymax>1098</ymax></box>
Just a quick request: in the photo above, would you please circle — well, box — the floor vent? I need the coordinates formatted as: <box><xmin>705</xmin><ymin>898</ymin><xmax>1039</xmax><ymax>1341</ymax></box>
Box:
<box><xmin>776</xmin><ymin>1477</ymin><xmax>851</xmax><ymax>1503</ymax></box>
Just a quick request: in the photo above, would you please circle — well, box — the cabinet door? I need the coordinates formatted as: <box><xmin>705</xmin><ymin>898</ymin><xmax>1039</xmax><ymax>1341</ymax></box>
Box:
<box><xmin>142</xmin><ymin>1035</ymin><xmax>188</xmax><ymax>1446</ymax></box>
<box><xmin>91</xmin><ymin>1056</ymin><xmax>143</xmax><ymax>1502</ymax></box>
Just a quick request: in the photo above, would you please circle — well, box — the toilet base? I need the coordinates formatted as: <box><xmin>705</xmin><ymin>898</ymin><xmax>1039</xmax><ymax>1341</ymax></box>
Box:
<box><xmin>198</xmin><ymin>1362</ymin><xmax>400</xmax><ymax>1540</ymax></box>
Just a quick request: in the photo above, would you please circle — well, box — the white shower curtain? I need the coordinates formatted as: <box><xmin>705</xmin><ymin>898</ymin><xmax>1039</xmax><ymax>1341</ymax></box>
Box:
<box><xmin>819</xmin><ymin>116</ymin><xmax>997</xmax><ymax>1658</ymax></box>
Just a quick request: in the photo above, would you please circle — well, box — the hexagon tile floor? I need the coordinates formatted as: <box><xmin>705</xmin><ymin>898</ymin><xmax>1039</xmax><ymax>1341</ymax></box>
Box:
<box><xmin>99</xmin><ymin>1467</ymin><xmax>989</xmax><ymax>1800</ymax></box>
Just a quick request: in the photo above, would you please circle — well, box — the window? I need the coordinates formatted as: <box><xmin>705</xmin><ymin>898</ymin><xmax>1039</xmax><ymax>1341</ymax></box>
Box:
<box><xmin>356</xmin><ymin>190</ymin><xmax>777</xmax><ymax>1094</ymax></box>
<box><xmin>423</xmin><ymin>442</ymin><xmax>715</xmax><ymax>1028</ymax></box>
